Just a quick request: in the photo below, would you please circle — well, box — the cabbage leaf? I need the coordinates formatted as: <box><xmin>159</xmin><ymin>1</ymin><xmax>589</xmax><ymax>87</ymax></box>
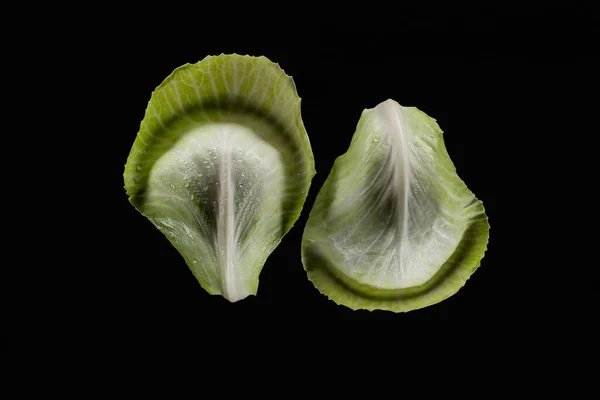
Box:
<box><xmin>301</xmin><ymin>99</ymin><xmax>489</xmax><ymax>312</ymax></box>
<box><xmin>124</xmin><ymin>55</ymin><xmax>315</xmax><ymax>302</ymax></box>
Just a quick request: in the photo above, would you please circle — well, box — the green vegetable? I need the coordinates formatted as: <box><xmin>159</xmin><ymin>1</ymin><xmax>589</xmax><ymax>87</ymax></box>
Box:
<box><xmin>301</xmin><ymin>99</ymin><xmax>489</xmax><ymax>312</ymax></box>
<box><xmin>124</xmin><ymin>55</ymin><xmax>315</xmax><ymax>302</ymax></box>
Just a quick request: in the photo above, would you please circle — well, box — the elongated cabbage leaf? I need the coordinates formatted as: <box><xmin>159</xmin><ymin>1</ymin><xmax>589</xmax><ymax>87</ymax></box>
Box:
<box><xmin>124</xmin><ymin>55</ymin><xmax>315</xmax><ymax>302</ymax></box>
<box><xmin>302</xmin><ymin>99</ymin><xmax>489</xmax><ymax>312</ymax></box>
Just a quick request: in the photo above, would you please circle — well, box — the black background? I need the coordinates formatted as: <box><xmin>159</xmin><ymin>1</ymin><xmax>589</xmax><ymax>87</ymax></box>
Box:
<box><xmin>104</xmin><ymin>7</ymin><xmax>597</xmax><ymax>327</ymax></box>
<box><xmin>5</xmin><ymin>7</ymin><xmax>596</xmax><ymax>394</ymax></box>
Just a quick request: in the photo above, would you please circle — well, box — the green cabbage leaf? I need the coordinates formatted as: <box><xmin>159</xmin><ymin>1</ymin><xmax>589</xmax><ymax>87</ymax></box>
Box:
<box><xmin>302</xmin><ymin>100</ymin><xmax>488</xmax><ymax>312</ymax></box>
<box><xmin>124</xmin><ymin>55</ymin><xmax>314</xmax><ymax>302</ymax></box>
